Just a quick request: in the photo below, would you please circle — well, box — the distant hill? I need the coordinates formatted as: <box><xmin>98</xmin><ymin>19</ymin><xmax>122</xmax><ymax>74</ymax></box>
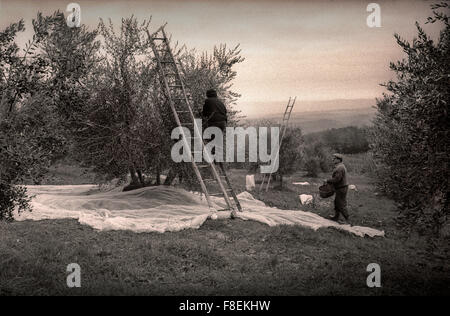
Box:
<box><xmin>241</xmin><ymin>99</ymin><xmax>377</xmax><ymax>134</ymax></box>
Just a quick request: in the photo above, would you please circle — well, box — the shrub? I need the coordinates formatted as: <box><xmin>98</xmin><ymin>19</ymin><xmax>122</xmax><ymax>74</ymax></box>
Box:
<box><xmin>305</xmin><ymin>157</ymin><xmax>321</xmax><ymax>178</ymax></box>
<box><xmin>277</xmin><ymin>127</ymin><xmax>304</xmax><ymax>182</ymax></box>
<box><xmin>302</xmin><ymin>141</ymin><xmax>332</xmax><ymax>176</ymax></box>
<box><xmin>0</xmin><ymin>182</ymin><xmax>31</xmax><ymax>221</ymax></box>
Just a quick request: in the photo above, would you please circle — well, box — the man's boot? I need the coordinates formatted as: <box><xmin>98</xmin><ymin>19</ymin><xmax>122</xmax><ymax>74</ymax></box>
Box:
<box><xmin>336</xmin><ymin>215</ymin><xmax>351</xmax><ymax>226</ymax></box>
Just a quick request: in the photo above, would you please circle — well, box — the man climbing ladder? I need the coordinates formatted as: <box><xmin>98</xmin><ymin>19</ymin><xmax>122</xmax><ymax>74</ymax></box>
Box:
<box><xmin>203</xmin><ymin>88</ymin><xmax>227</xmax><ymax>132</ymax></box>
<box><xmin>147</xmin><ymin>24</ymin><xmax>242</xmax><ymax>213</ymax></box>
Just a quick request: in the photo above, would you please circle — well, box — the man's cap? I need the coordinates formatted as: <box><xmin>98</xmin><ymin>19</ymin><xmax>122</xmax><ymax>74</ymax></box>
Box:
<box><xmin>333</xmin><ymin>153</ymin><xmax>343</xmax><ymax>161</ymax></box>
<box><xmin>206</xmin><ymin>89</ymin><xmax>217</xmax><ymax>97</ymax></box>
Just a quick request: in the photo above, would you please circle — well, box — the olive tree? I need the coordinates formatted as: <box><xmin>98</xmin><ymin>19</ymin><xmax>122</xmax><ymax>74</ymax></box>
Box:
<box><xmin>371</xmin><ymin>2</ymin><xmax>449</xmax><ymax>236</ymax></box>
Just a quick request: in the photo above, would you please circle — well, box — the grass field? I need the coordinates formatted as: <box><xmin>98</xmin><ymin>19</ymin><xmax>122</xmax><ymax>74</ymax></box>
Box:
<box><xmin>1</xmin><ymin>168</ymin><xmax>449</xmax><ymax>295</ymax></box>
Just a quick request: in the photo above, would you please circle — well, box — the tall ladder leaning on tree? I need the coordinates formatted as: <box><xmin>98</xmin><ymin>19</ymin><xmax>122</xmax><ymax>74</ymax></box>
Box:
<box><xmin>147</xmin><ymin>24</ymin><xmax>242</xmax><ymax>213</ymax></box>
<box><xmin>259</xmin><ymin>96</ymin><xmax>297</xmax><ymax>192</ymax></box>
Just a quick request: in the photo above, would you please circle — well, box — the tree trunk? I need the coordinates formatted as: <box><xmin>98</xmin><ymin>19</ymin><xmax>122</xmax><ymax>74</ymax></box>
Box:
<box><xmin>137</xmin><ymin>169</ymin><xmax>145</xmax><ymax>186</ymax></box>
<box><xmin>129</xmin><ymin>166</ymin><xmax>139</xmax><ymax>185</ymax></box>
<box><xmin>156</xmin><ymin>165</ymin><xmax>161</xmax><ymax>185</ymax></box>
<box><xmin>164</xmin><ymin>168</ymin><xmax>177</xmax><ymax>185</ymax></box>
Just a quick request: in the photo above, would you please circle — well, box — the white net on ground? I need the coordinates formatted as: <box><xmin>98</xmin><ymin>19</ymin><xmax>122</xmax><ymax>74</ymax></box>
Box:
<box><xmin>15</xmin><ymin>185</ymin><xmax>384</xmax><ymax>237</ymax></box>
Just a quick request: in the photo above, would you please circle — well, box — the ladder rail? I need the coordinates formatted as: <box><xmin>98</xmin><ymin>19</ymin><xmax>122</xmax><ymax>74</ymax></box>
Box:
<box><xmin>149</xmin><ymin>22</ymin><xmax>168</xmax><ymax>39</ymax></box>
<box><xmin>218</xmin><ymin>163</ymin><xmax>242</xmax><ymax>211</ymax></box>
<box><xmin>148</xmin><ymin>30</ymin><xmax>212</xmax><ymax>208</ymax></box>
<box><xmin>148</xmin><ymin>26</ymin><xmax>237</xmax><ymax>211</ymax></box>
<box><xmin>259</xmin><ymin>96</ymin><xmax>293</xmax><ymax>191</ymax></box>
<box><xmin>260</xmin><ymin>96</ymin><xmax>296</xmax><ymax>191</ymax></box>
<box><xmin>160</xmin><ymin>27</ymin><xmax>235</xmax><ymax>211</ymax></box>
<box><xmin>264</xmin><ymin>121</ymin><xmax>289</xmax><ymax>192</ymax></box>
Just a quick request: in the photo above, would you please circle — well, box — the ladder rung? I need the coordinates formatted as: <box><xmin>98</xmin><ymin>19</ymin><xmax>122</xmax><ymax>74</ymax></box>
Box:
<box><xmin>151</xmin><ymin>30</ymin><xmax>241</xmax><ymax>212</ymax></box>
<box><xmin>204</xmin><ymin>174</ymin><xmax>227</xmax><ymax>178</ymax></box>
<box><xmin>212</xmin><ymin>188</ymin><xmax>233</xmax><ymax>193</ymax></box>
<box><xmin>203</xmin><ymin>175</ymin><xmax>225</xmax><ymax>180</ymax></box>
<box><xmin>209</xmin><ymin>189</ymin><xmax>233</xmax><ymax>197</ymax></box>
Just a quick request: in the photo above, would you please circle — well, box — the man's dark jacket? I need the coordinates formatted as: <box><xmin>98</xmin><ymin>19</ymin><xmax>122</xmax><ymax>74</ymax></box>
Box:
<box><xmin>202</xmin><ymin>90</ymin><xmax>227</xmax><ymax>127</ymax></box>
<box><xmin>327</xmin><ymin>162</ymin><xmax>349</xmax><ymax>219</ymax></box>
<box><xmin>327</xmin><ymin>162</ymin><xmax>348</xmax><ymax>189</ymax></box>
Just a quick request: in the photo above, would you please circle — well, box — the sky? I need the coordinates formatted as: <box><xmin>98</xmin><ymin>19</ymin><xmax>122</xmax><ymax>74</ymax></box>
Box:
<box><xmin>0</xmin><ymin>0</ymin><xmax>444</xmax><ymax>117</ymax></box>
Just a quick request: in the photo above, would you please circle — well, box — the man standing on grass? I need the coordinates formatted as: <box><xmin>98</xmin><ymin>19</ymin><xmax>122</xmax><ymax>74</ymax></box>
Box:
<box><xmin>327</xmin><ymin>153</ymin><xmax>350</xmax><ymax>224</ymax></box>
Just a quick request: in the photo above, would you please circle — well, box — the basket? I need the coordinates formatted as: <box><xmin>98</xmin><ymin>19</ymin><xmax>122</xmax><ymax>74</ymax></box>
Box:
<box><xmin>319</xmin><ymin>182</ymin><xmax>335</xmax><ymax>198</ymax></box>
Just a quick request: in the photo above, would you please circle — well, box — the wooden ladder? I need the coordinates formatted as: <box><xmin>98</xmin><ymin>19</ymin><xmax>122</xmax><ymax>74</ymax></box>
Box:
<box><xmin>147</xmin><ymin>25</ymin><xmax>242</xmax><ymax>212</ymax></box>
<box><xmin>259</xmin><ymin>96</ymin><xmax>297</xmax><ymax>191</ymax></box>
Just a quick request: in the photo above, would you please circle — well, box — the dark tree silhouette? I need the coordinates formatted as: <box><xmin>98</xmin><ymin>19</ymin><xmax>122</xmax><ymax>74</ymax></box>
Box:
<box><xmin>372</xmin><ymin>2</ymin><xmax>449</xmax><ymax>236</ymax></box>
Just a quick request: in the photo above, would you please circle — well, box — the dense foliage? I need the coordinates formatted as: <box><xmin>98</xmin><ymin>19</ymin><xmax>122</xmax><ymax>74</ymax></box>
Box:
<box><xmin>276</xmin><ymin>127</ymin><xmax>304</xmax><ymax>186</ymax></box>
<box><xmin>0</xmin><ymin>13</ymin><xmax>245</xmax><ymax>218</ymax></box>
<box><xmin>245</xmin><ymin>120</ymin><xmax>304</xmax><ymax>186</ymax></box>
<box><xmin>302</xmin><ymin>141</ymin><xmax>332</xmax><ymax>178</ymax></box>
<box><xmin>0</xmin><ymin>14</ymin><xmax>69</xmax><ymax>219</ymax></box>
<box><xmin>372</xmin><ymin>2</ymin><xmax>449</xmax><ymax>236</ymax></box>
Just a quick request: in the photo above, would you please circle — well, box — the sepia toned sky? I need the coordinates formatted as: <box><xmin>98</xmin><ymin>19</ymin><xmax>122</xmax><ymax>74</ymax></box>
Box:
<box><xmin>0</xmin><ymin>0</ymin><xmax>444</xmax><ymax>116</ymax></box>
